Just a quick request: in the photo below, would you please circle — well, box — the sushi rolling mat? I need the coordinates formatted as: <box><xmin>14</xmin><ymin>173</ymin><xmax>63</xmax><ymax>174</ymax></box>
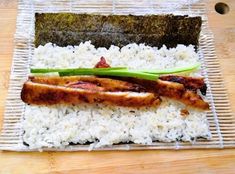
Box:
<box><xmin>0</xmin><ymin>0</ymin><xmax>235</xmax><ymax>173</ymax></box>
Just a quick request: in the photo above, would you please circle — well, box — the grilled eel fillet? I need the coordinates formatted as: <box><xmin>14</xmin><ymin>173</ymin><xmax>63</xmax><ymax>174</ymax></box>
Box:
<box><xmin>21</xmin><ymin>76</ymin><xmax>209</xmax><ymax>109</ymax></box>
<box><xmin>156</xmin><ymin>80</ymin><xmax>209</xmax><ymax>110</ymax></box>
<box><xmin>106</xmin><ymin>76</ymin><xmax>209</xmax><ymax>110</ymax></box>
<box><xmin>21</xmin><ymin>81</ymin><xmax>161</xmax><ymax>107</ymax></box>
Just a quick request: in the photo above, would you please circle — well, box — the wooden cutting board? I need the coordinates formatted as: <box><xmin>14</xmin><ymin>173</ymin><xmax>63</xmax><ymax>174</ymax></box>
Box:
<box><xmin>0</xmin><ymin>0</ymin><xmax>235</xmax><ymax>173</ymax></box>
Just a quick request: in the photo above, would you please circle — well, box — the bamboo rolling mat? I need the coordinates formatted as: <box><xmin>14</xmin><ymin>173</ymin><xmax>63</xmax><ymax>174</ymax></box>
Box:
<box><xmin>0</xmin><ymin>0</ymin><xmax>235</xmax><ymax>152</ymax></box>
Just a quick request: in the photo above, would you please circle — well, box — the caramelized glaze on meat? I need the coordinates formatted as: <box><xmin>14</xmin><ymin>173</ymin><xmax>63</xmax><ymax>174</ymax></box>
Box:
<box><xmin>115</xmin><ymin>78</ymin><xmax>209</xmax><ymax>110</ymax></box>
<box><xmin>22</xmin><ymin>75</ymin><xmax>209</xmax><ymax>110</ymax></box>
<box><xmin>159</xmin><ymin>75</ymin><xmax>207</xmax><ymax>95</ymax></box>
<box><xmin>29</xmin><ymin>76</ymin><xmax>145</xmax><ymax>92</ymax></box>
<box><xmin>21</xmin><ymin>81</ymin><xmax>161</xmax><ymax>107</ymax></box>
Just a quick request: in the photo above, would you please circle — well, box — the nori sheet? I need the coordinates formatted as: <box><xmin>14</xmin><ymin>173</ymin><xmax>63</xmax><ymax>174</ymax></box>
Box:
<box><xmin>35</xmin><ymin>13</ymin><xmax>202</xmax><ymax>48</ymax></box>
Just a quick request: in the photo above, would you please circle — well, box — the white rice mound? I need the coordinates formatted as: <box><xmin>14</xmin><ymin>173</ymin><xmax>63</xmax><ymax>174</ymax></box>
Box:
<box><xmin>23</xmin><ymin>41</ymin><xmax>211</xmax><ymax>149</ymax></box>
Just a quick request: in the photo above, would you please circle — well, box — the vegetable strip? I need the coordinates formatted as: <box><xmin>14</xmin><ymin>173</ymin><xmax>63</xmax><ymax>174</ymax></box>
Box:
<box><xmin>30</xmin><ymin>63</ymin><xmax>200</xmax><ymax>81</ymax></box>
<box><xmin>59</xmin><ymin>70</ymin><xmax>159</xmax><ymax>81</ymax></box>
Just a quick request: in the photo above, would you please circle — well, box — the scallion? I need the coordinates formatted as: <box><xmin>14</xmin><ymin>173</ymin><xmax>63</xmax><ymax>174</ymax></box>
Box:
<box><xmin>30</xmin><ymin>63</ymin><xmax>200</xmax><ymax>81</ymax></box>
<box><xmin>59</xmin><ymin>69</ymin><xmax>159</xmax><ymax>81</ymax></box>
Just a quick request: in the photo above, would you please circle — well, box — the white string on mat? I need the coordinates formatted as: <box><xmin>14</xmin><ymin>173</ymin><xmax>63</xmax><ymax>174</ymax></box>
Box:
<box><xmin>198</xmin><ymin>47</ymin><xmax>223</xmax><ymax>148</ymax></box>
<box><xmin>0</xmin><ymin>0</ymin><xmax>234</xmax><ymax>151</ymax></box>
<box><xmin>112</xmin><ymin>0</ymin><xmax>116</xmax><ymax>14</ymax></box>
<box><xmin>69</xmin><ymin>0</ymin><xmax>72</xmax><ymax>12</ymax></box>
<box><xmin>188</xmin><ymin>0</ymin><xmax>192</xmax><ymax>15</ymax></box>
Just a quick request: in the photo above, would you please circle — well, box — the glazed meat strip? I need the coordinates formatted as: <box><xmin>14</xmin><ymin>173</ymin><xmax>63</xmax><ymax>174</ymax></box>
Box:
<box><xmin>116</xmin><ymin>78</ymin><xmax>209</xmax><ymax>110</ymax></box>
<box><xmin>21</xmin><ymin>81</ymin><xmax>161</xmax><ymax>107</ymax></box>
<box><xmin>156</xmin><ymin>80</ymin><xmax>209</xmax><ymax>109</ymax></box>
<box><xmin>159</xmin><ymin>75</ymin><xmax>207</xmax><ymax>95</ymax></box>
<box><xmin>29</xmin><ymin>76</ymin><xmax>145</xmax><ymax>92</ymax></box>
<box><xmin>24</xmin><ymin>75</ymin><xmax>209</xmax><ymax>109</ymax></box>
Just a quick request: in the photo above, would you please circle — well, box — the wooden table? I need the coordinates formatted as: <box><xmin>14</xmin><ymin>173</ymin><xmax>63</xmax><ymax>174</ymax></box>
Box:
<box><xmin>0</xmin><ymin>0</ymin><xmax>235</xmax><ymax>173</ymax></box>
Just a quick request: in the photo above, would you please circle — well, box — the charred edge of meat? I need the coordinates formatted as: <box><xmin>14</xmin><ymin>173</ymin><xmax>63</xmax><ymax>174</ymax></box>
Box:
<box><xmin>159</xmin><ymin>75</ymin><xmax>207</xmax><ymax>95</ymax></box>
<box><xmin>200</xmin><ymin>83</ymin><xmax>207</xmax><ymax>96</ymax></box>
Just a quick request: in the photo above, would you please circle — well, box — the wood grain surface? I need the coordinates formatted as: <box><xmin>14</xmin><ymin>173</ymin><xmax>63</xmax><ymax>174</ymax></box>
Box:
<box><xmin>0</xmin><ymin>0</ymin><xmax>235</xmax><ymax>173</ymax></box>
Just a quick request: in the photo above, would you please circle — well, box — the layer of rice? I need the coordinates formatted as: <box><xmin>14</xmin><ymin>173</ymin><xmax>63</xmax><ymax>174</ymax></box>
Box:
<box><xmin>23</xmin><ymin>41</ymin><xmax>211</xmax><ymax>149</ymax></box>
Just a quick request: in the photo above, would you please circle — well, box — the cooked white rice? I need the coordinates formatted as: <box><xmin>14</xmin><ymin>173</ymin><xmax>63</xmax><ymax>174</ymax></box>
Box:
<box><xmin>32</xmin><ymin>41</ymin><xmax>200</xmax><ymax>70</ymax></box>
<box><xmin>23</xmin><ymin>41</ymin><xmax>211</xmax><ymax>149</ymax></box>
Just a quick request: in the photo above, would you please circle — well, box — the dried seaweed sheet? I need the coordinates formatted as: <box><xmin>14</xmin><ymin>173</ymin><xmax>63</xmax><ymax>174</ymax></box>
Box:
<box><xmin>35</xmin><ymin>13</ymin><xmax>202</xmax><ymax>48</ymax></box>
